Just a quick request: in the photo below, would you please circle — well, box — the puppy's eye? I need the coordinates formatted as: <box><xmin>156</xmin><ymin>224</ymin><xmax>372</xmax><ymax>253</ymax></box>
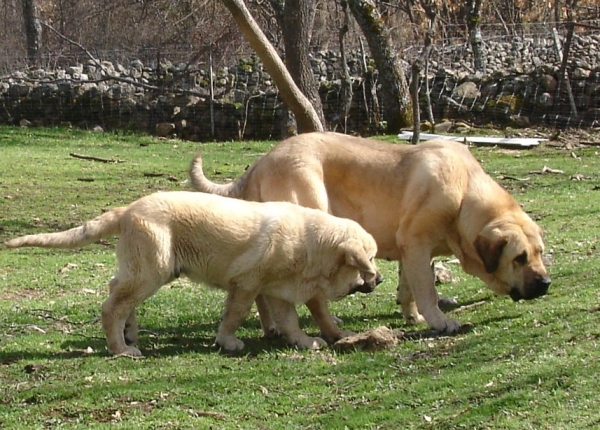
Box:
<box><xmin>514</xmin><ymin>252</ymin><xmax>527</xmax><ymax>265</ymax></box>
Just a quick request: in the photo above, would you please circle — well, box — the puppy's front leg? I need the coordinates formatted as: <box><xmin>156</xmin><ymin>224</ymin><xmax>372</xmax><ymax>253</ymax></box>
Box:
<box><xmin>305</xmin><ymin>293</ymin><xmax>354</xmax><ymax>343</ymax></box>
<box><xmin>267</xmin><ymin>297</ymin><xmax>327</xmax><ymax>349</ymax></box>
<box><xmin>216</xmin><ymin>289</ymin><xmax>256</xmax><ymax>352</ymax></box>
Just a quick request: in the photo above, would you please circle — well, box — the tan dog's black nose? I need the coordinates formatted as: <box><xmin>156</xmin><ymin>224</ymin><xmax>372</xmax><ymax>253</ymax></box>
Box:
<box><xmin>538</xmin><ymin>276</ymin><xmax>551</xmax><ymax>295</ymax></box>
<box><xmin>510</xmin><ymin>275</ymin><xmax>551</xmax><ymax>302</ymax></box>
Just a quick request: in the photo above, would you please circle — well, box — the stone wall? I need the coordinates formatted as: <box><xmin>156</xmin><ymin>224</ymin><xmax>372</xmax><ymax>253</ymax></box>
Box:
<box><xmin>1</xmin><ymin>32</ymin><xmax>600</xmax><ymax>140</ymax></box>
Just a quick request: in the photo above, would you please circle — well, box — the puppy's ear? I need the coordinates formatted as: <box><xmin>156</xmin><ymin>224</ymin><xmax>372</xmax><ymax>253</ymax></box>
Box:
<box><xmin>343</xmin><ymin>240</ymin><xmax>376</xmax><ymax>276</ymax></box>
<box><xmin>474</xmin><ymin>233</ymin><xmax>508</xmax><ymax>273</ymax></box>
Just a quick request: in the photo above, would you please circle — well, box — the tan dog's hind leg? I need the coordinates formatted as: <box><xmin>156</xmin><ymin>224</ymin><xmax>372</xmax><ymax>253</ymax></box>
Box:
<box><xmin>268</xmin><ymin>297</ymin><xmax>327</xmax><ymax>349</ymax></box>
<box><xmin>124</xmin><ymin>310</ymin><xmax>139</xmax><ymax>346</ymax></box>
<box><xmin>305</xmin><ymin>294</ymin><xmax>354</xmax><ymax>343</ymax></box>
<box><xmin>216</xmin><ymin>289</ymin><xmax>257</xmax><ymax>352</ymax></box>
<box><xmin>395</xmin><ymin>264</ymin><xmax>426</xmax><ymax>325</ymax></box>
<box><xmin>255</xmin><ymin>294</ymin><xmax>279</xmax><ymax>338</ymax></box>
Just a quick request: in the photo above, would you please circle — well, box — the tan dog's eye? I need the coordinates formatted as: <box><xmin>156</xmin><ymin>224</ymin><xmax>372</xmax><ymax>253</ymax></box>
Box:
<box><xmin>514</xmin><ymin>251</ymin><xmax>527</xmax><ymax>265</ymax></box>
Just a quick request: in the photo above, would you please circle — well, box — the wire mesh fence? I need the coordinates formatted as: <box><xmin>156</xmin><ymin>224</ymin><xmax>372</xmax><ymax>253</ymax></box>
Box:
<box><xmin>2</xmin><ymin>20</ymin><xmax>600</xmax><ymax>139</ymax></box>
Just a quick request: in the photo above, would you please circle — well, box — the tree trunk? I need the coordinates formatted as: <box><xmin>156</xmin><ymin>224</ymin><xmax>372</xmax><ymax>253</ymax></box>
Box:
<box><xmin>347</xmin><ymin>0</ymin><xmax>412</xmax><ymax>133</ymax></box>
<box><xmin>338</xmin><ymin>0</ymin><xmax>354</xmax><ymax>133</ymax></box>
<box><xmin>411</xmin><ymin>0</ymin><xmax>437</xmax><ymax>144</ymax></box>
<box><xmin>221</xmin><ymin>0</ymin><xmax>324</xmax><ymax>133</ymax></box>
<box><xmin>269</xmin><ymin>0</ymin><xmax>326</xmax><ymax>134</ymax></box>
<box><xmin>282</xmin><ymin>0</ymin><xmax>326</xmax><ymax>130</ymax></box>
<box><xmin>466</xmin><ymin>0</ymin><xmax>486</xmax><ymax>73</ymax></box>
<box><xmin>22</xmin><ymin>0</ymin><xmax>42</xmax><ymax>67</ymax></box>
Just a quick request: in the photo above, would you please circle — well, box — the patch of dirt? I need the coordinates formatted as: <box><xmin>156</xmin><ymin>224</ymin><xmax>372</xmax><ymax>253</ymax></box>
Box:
<box><xmin>0</xmin><ymin>288</ymin><xmax>43</xmax><ymax>301</ymax></box>
<box><xmin>333</xmin><ymin>326</ymin><xmax>398</xmax><ymax>352</ymax></box>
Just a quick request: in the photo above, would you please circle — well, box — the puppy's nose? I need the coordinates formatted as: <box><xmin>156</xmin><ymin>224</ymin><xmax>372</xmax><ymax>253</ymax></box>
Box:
<box><xmin>375</xmin><ymin>272</ymin><xmax>384</xmax><ymax>285</ymax></box>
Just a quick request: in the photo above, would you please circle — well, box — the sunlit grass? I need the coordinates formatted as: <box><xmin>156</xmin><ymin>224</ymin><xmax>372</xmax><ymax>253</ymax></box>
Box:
<box><xmin>1</xmin><ymin>125</ymin><xmax>599</xmax><ymax>429</ymax></box>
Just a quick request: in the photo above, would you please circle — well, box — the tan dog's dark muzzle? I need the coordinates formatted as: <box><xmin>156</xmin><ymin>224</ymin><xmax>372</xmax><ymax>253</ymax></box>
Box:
<box><xmin>509</xmin><ymin>275</ymin><xmax>551</xmax><ymax>301</ymax></box>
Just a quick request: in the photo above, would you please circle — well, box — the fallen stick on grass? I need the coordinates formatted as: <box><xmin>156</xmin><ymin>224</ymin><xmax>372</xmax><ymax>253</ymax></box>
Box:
<box><xmin>143</xmin><ymin>172</ymin><xmax>179</xmax><ymax>182</ymax></box>
<box><xmin>70</xmin><ymin>153</ymin><xmax>126</xmax><ymax>163</ymax></box>
<box><xmin>449</xmin><ymin>300</ymin><xmax>487</xmax><ymax>314</ymax></box>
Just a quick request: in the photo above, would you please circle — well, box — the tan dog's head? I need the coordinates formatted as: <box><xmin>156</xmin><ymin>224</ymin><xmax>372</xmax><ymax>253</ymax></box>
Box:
<box><xmin>474</xmin><ymin>215</ymin><xmax>551</xmax><ymax>301</ymax></box>
<box><xmin>329</xmin><ymin>228</ymin><xmax>382</xmax><ymax>300</ymax></box>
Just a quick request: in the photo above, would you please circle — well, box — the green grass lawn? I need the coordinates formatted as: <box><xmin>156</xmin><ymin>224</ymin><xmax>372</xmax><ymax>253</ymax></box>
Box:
<box><xmin>1</xmin><ymin>126</ymin><xmax>599</xmax><ymax>429</ymax></box>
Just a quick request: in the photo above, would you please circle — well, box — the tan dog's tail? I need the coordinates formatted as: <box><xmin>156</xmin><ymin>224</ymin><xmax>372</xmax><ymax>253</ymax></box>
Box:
<box><xmin>5</xmin><ymin>207</ymin><xmax>126</xmax><ymax>249</ymax></box>
<box><xmin>189</xmin><ymin>153</ymin><xmax>248</xmax><ymax>199</ymax></box>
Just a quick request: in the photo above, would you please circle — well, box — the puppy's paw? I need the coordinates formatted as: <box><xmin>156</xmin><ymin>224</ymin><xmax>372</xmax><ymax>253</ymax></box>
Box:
<box><xmin>215</xmin><ymin>336</ymin><xmax>245</xmax><ymax>352</ymax></box>
<box><xmin>404</xmin><ymin>312</ymin><xmax>426</xmax><ymax>325</ymax></box>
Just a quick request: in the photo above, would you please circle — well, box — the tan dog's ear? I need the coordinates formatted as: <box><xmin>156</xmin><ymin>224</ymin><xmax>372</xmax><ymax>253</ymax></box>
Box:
<box><xmin>538</xmin><ymin>225</ymin><xmax>546</xmax><ymax>238</ymax></box>
<box><xmin>474</xmin><ymin>233</ymin><xmax>508</xmax><ymax>273</ymax></box>
<box><xmin>343</xmin><ymin>240</ymin><xmax>376</xmax><ymax>276</ymax></box>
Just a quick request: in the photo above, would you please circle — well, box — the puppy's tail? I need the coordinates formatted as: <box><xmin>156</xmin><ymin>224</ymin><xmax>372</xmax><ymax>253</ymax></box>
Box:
<box><xmin>189</xmin><ymin>153</ymin><xmax>248</xmax><ymax>199</ymax></box>
<box><xmin>5</xmin><ymin>207</ymin><xmax>126</xmax><ymax>249</ymax></box>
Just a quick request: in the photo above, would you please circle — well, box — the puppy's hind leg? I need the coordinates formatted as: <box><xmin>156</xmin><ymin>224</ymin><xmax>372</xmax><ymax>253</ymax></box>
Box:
<box><xmin>108</xmin><ymin>283</ymin><xmax>139</xmax><ymax>348</ymax></box>
<box><xmin>268</xmin><ymin>297</ymin><xmax>327</xmax><ymax>350</ymax></box>
<box><xmin>102</xmin><ymin>275</ymin><xmax>163</xmax><ymax>356</ymax></box>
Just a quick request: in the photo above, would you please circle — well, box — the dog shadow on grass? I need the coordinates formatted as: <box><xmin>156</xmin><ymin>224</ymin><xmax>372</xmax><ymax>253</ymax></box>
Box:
<box><xmin>0</xmin><ymin>302</ymin><xmax>519</xmax><ymax>362</ymax></box>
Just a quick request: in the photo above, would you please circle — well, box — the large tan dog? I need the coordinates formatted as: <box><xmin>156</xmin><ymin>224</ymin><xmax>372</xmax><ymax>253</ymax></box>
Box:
<box><xmin>190</xmin><ymin>132</ymin><xmax>551</xmax><ymax>333</ymax></box>
<box><xmin>5</xmin><ymin>191</ymin><xmax>381</xmax><ymax>356</ymax></box>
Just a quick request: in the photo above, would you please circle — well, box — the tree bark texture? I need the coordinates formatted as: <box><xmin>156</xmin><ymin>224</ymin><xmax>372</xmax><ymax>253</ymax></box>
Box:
<box><xmin>281</xmin><ymin>0</ymin><xmax>326</xmax><ymax>130</ymax></box>
<box><xmin>466</xmin><ymin>0</ymin><xmax>486</xmax><ymax>73</ymax></box>
<box><xmin>22</xmin><ymin>0</ymin><xmax>42</xmax><ymax>67</ymax></box>
<box><xmin>347</xmin><ymin>0</ymin><xmax>412</xmax><ymax>133</ymax></box>
<box><xmin>221</xmin><ymin>0</ymin><xmax>323</xmax><ymax>133</ymax></box>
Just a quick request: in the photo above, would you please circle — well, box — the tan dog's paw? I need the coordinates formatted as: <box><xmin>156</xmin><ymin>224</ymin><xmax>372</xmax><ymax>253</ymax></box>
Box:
<box><xmin>331</xmin><ymin>315</ymin><xmax>343</xmax><ymax>325</ymax></box>
<box><xmin>261</xmin><ymin>325</ymin><xmax>281</xmax><ymax>339</ymax></box>
<box><xmin>215</xmin><ymin>336</ymin><xmax>245</xmax><ymax>352</ymax></box>
<box><xmin>124</xmin><ymin>326</ymin><xmax>138</xmax><ymax>346</ymax></box>
<box><xmin>432</xmin><ymin>318</ymin><xmax>461</xmax><ymax>334</ymax></box>
<box><xmin>110</xmin><ymin>345</ymin><xmax>143</xmax><ymax>357</ymax></box>
<box><xmin>338</xmin><ymin>330</ymin><xmax>356</xmax><ymax>339</ymax></box>
<box><xmin>293</xmin><ymin>335</ymin><xmax>327</xmax><ymax>350</ymax></box>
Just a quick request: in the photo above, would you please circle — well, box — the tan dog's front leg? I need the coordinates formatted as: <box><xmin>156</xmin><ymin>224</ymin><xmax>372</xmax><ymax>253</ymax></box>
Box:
<box><xmin>305</xmin><ymin>294</ymin><xmax>354</xmax><ymax>343</ymax></box>
<box><xmin>268</xmin><ymin>297</ymin><xmax>327</xmax><ymax>349</ymax></box>
<box><xmin>395</xmin><ymin>263</ymin><xmax>426</xmax><ymax>325</ymax></box>
<box><xmin>255</xmin><ymin>294</ymin><xmax>279</xmax><ymax>338</ymax></box>
<box><xmin>401</xmin><ymin>252</ymin><xmax>461</xmax><ymax>333</ymax></box>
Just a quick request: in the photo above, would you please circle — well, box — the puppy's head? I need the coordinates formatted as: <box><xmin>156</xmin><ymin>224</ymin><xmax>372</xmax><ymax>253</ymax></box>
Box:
<box><xmin>474</xmin><ymin>215</ymin><xmax>550</xmax><ymax>301</ymax></box>
<box><xmin>330</xmin><ymin>226</ymin><xmax>382</xmax><ymax>300</ymax></box>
